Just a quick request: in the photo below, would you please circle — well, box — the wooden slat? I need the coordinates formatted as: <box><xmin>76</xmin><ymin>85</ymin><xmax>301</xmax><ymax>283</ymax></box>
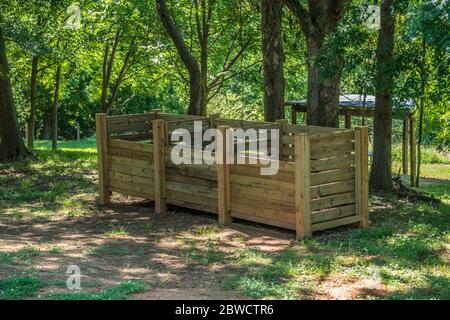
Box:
<box><xmin>168</xmin><ymin>199</ymin><xmax>217</xmax><ymax>214</ymax></box>
<box><xmin>166</xmin><ymin>181</ymin><xmax>218</xmax><ymax>197</ymax></box>
<box><xmin>109</xmin><ymin>186</ymin><xmax>153</xmax><ymax>200</ymax></box>
<box><xmin>309</xmin><ymin>130</ymin><xmax>354</xmax><ymax>144</ymax></box>
<box><xmin>311</xmin><ymin>167</ymin><xmax>355</xmax><ymax>186</ymax></box>
<box><xmin>109</xmin><ymin>179</ymin><xmax>153</xmax><ymax>197</ymax></box>
<box><xmin>234</xmin><ymin>155</ymin><xmax>295</xmax><ymax>173</ymax></box>
<box><xmin>108</xmin><ymin>155</ymin><xmax>152</xmax><ymax>168</ymax></box>
<box><xmin>107</xmin><ymin>113</ymin><xmax>156</xmax><ymax>125</ymax></box>
<box><xmin>110</xmin><ymin>132</ymin><xmax>151</xmax><ymax>141</ymax></box>
<box><xmin>166</xmin><ymin>173</ymin><xmax>217</xmax><ymax>188</ymax></box>
<box><xmin>167</xmin><ymin>190</ymin><xmax>218</xmax><ymax>208</ymax></box>
<box><xmin>230</xmin><ymin>165</ymin><xmax>294</xmax><ymax>183</ymax></box>
<box><xmin>311</xmin><ymin>215</ymin><xmax>361</xmax><ymax>232</ymax></box>
<box><xmin>310</xmin><ymin>155</ymin><xmax>354</xmax><ymax>172</ymax></box>
<box><xmin>231</xmin><ymin>184</ymin><xmax>294</xmax><ymax>203</ymax></box>
<box><xmin>231</xmin><ymin>193</ymin><xmax>295</xmax><ymax>213</ymax></box>
<box><xmin>231</xmin><ymin>211</ymin><xmax>296</xmax><ymax>230</ymax></box>
<box><xmin>230</xmin><ymin>201</ymin><xmax>295</xmax><ymax>225</ymax></box>
<box><xmin>109</xmin><ymin>162</ymin><xmax>153</xmax><ymax>178</ymax></box>
<box><xmin>311</xmin><ymin>204</ymin><xmax>356</xmax><ymax>224</ymax></box>
<box><xmin>230</xmin><ymin>174</ymin><xmax>294</xmax><ymax>193</ymax></box>
<box><xmin>109</xmin><ymin>139</ymin><xmax>153</xmax><ymax>153</ymax></box>
<box><xmin>310</xmin><ymin>179</ymin><xmax>355</xmax><ymax>198</ymax></box>
<box><xmin>310</xmin><ymin>142</ymin><xmax>355</xmax><ymax>159</ymax></box>
<box><xmin>108</xmin><ymin>147</ymin><xmax>152</xmax><ymax>161</ymax></box>
<box><xmin>109</xmin><ymin>171</ymin><xmax>153</xmax><ymax>186</ymax></box>
<box><xmin>108</xmin><ymin>121</ymin><xmax>151</xmax><ymax>133</ymax></box>
<box><xmin>166</xmin><ymin>164</ymin><xmax>217</xmax><ymax>181</ymax></box>
<box><xmin>310</xmin><ymin>192</ymin><xmax>355</xmax><ymax>211</ymax></box>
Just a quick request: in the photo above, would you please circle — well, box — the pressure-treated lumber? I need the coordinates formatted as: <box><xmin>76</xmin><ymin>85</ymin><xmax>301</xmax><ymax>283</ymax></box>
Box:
<box><xmin>96</xmin><ymin>112</ymin><xmax>369</xmax><ymax>239</ymax></box>
<box><xmin>96</xmin><ymin>113</ymin><xmax>110</xmax><ymax>204</ymax></box>
<box><xmin>355</xmin><ymin>126</ymin><xmax>369</xmax><ymax>227</ymax></box>
<box><xmin>217</xmin><ymin>126</ymin><xmax>232</xmax><ymax>225</ymax></box>
<box><xmin>294</xmin><ymin>133</ymin><xmax>312</xmax><ymax>239</ymax></box>
<box><xmin>153</xmin><ymin>119</ymin><xmax>167</xmax><ymax>214</ymax></box>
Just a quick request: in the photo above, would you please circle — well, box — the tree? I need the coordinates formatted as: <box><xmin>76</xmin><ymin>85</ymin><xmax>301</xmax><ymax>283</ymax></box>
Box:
<box><xmin>156</xmin><ymin>0</ymin><xmax>252</xmax><ymax>116</ymax></box>
<box><xmin>370</xmin><ymin>0</ymin><xmax>395</xmax><ymax>191</ymax></box>
<box><xmin>0</xmin><ymin>28</ymin><xmax>27</xmax><ymax>161</ymax></box>
<box><xmin>285</xmin><ymin>0</ymin><xmax>346</xmax><ymax>127</ymax></box>
<box><xmin>262</xmin><ymin>0</ymin><xmax>285</xmax><ymax>121</ymax></box>
<box><xmin>51</xmin><ymin>64</ymin><xmax>62</xmax><ymax>151</ymax></box>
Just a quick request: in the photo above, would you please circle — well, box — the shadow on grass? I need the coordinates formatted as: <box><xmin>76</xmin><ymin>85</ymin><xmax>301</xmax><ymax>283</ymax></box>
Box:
<box><xmin>0</xmin><ymin>140</ymin><xmax>97</xmax><ymax>214</ymax></box>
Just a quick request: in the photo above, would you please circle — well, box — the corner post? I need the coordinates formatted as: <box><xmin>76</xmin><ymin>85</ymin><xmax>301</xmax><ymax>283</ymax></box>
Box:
<box><xmin>355</xmin><ymin>127</ymin><xmax>369</xmax><ymax>228</ymax></box>
<box><xmin>153</xmin><ymin>119</ymin><xmax>167</xmax><ymax>214</ymax></box>
<box><xmin>217</xmin><ymin>126</ymin><xmax>232</xmax><ymax>225</ymax></box>
<box><xmin>96</xmin><ymin>113</ymin><xmax>110</xmax><ymax>204</ymax></box>
<box><xmin>294</xmin><ymin>133</ymin><xmax>312</xmax><ymax>239</ymax></box>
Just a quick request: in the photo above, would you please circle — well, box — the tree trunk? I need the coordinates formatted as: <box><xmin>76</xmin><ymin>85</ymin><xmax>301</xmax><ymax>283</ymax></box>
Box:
<box><xmin>416</xmin><ymin>37</ymin><xmax>426</xmax><ymax>187</ymax></box>
<box><xmin>156</xmin><ymin>0</ymin><xmax>205</xmax><ymax>116</ymax></box>
<box><xmin>39</xmin><ymin>111</ymin><xmax>52</xmax><ymax>140</ymax></box>
<box><xmin>0</xmin><ymin>30</ymin><xmax>27</xmax><ymax>161</ymax></box>
<box><xmin>27</xmin><ymin>55</ymin><xmax>39</xmax><ymax>148</ymax></box>
<box><xmin>285</xmin><ymin>0</ymin><xmax>346</xmax><ymax>128</ymax></box>
<box><xmin>370</xmin><ymin>0</ymin><xmax>395</xmax><ymax>191</ymax></box>
<box><xmin>305</xmin><ymin>35</ymin><xmax>343</xmax><ymax>127</ymax></box>
<box><xmin>51</xmin><ymin>65</ymin><xmax>62</xmax><ymax>152</ymax></box>
<box><xmin>262</xmin><ymin>0</ymin><xmax>285</xmax><ymax>122</ymax></box>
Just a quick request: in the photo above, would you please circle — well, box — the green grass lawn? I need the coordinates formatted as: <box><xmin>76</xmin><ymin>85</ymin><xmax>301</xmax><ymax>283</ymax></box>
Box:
<box><xmin>0</xmin><ymin>138</ymin><xmax>448</xmax><ymax>300</ymax></box>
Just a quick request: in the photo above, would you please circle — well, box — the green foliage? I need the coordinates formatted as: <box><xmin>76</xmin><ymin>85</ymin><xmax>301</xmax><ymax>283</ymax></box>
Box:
<box><xmin>0</xmin><ymin>276</ymin><xmax>44</xmax><ymax>299</ymax></box>
<box><xmin>48</xmin><ymin>281</ymin><xmax>148</xmax><ymax>300</ymax></box>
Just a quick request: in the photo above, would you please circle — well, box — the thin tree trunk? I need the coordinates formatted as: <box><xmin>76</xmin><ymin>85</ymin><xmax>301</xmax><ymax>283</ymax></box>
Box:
<box><xmin>156</xmin><ymin>0</ymin><xmax>205</xmax><ymax>115</ymax></box>
<box><xmin>370</xmin><ymin>0</ymin><xmax>395</xmax><ymax>191</ymax></box>
<box><xmin>51</xmin><ymin>65</ymin><xmax>62</xmax><ymax>152</ymax></box>
<box><xmin>416</xmin><ymin>37</ymin><xmax>426</xmax><ymax>187</ymax></box>
<box><xmin>0</xmin><ymin>29</ymin><xmax>28</xmax><ymax>161</ymax></box>
<box><xmin>262</xmin><ymin>0</ymin><xmax>285</xmax><ymax>122</ymax></box>
<box><xmin>27</xmin><ymin>55</ymin><xmax>39</xmax><ymax>148</ymax></box>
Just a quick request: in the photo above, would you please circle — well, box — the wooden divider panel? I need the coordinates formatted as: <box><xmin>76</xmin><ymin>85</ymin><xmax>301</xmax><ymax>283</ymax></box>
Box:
<box><xmin>308</xmin><ymin>130</ymin><xmax>360</xmax><ymax>231</ymax></box>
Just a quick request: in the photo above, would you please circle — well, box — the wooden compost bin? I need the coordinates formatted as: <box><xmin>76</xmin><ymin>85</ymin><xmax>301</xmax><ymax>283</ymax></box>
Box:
<box><xmin>96</xmin><ymin>111</ymin><xmax>368</xmax><ymax>239</ymax></box>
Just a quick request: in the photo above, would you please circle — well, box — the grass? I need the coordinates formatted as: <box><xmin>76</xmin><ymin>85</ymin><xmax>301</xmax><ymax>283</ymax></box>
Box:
<box><xmin>0</xmin><ymin>276</ymin><xmax>44</xmax><ymax>299</ymax></box>
<box><xmin>48</xmin><ymin>281</ymin><xmax>148</xmax><ymax>300</ymax></box>
<box><xmin>224</xmin><ymin>197</ymin><xmax>450</xmax><ymax>299</ymax></box>
<box><xmin>0</xmin><ymin>138</ymin><xmax>449</xmax><ymax>300</ymax></box>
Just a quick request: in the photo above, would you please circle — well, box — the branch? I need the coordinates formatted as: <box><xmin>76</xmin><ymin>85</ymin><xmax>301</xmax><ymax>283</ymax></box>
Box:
<box><xmin>284</xmin><ymin>0</ymin><xmax>310</xmax><ymax>35</ymax></box>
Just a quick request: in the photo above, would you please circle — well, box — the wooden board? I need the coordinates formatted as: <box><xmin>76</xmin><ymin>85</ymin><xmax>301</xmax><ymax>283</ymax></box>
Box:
<box><xmin>311</xmin><ymin>167</ymin><xmax>355</xmax><ymax>186</ymax></box>
<box><xmin>310</xmin><ymin>192</ymin><xmax>355</xmax><ymax>211</ymax></box>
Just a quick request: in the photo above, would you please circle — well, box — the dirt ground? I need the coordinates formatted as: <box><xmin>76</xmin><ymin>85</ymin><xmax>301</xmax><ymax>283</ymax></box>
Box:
<box><xmin>0</xmin><ymin>192</ymin><xmax>391</xmax><ymax>300</ymax></box>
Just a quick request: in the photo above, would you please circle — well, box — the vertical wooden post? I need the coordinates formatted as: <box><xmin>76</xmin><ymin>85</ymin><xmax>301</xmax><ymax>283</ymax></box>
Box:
<box><xmin>96</xmin><ymin>113</ymin><xmax>110</xmax><ymax>205</ymax></box>
<box><xmin>291</xmin><ymin>107</ymin><xmax>297</xmax><ymax>124</ymax></box>
<box><xmin>152</xmin><ymin>108</ymin><xmax>161</xmax><ymax>118</ymax></box>
<box><xmin>276</xmin><ymin>119</ymin><xmax>288</xmax><ymax>161</ymax></box>
<box><xmin>294</xmin><ymin>133</ymin><xmax>311</xmax><ymax>239</ymax></box>
<box><xmin>355</xmin><ymin>127</ymin><xmax>369</xmax><ymax>228</ymax></box>
<box><xmin>409</xmin><ymin>115</ymin><xmax>417</xmax><ymax>187</ymax></box>
<box><xmin>153</xmin><ymin>119</ymin><xmax>167</xmax><ymax>214</ymax></box>
<box><xmin>344</xmin><ymin>110</ymin><xmax>351</xmax><ymax>129</ymax></box>
<box><xmin>402</xmin><ymin>116</ymin><xmax>408</xmax><ymax>175</ymax></box>
<box><xmin>217</xmin><ymin>126</ymin><xmax>232</xmax><ymax>225</ymax></box>
<box><xmin>209</xmin><ymin>113</ymin><xmax>219</xmax><ymax>129</ymax></box>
